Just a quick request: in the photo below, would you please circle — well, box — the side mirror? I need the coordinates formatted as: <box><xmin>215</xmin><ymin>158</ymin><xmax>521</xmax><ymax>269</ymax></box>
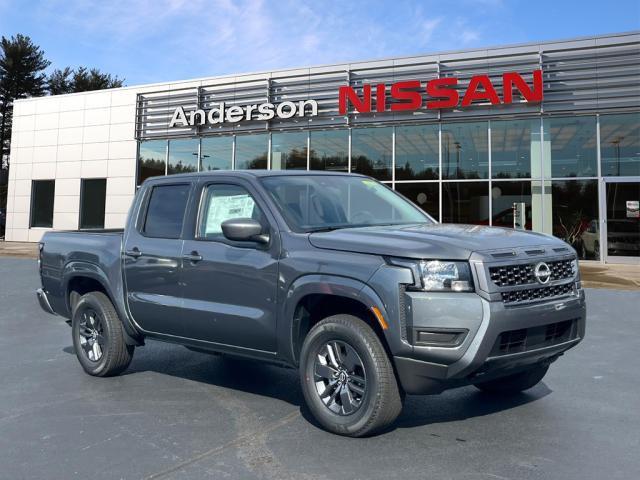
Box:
<box><xmin>221</xmin><ymin>218</ymin><xmax>269</xmax><ymax>244</ymax></box>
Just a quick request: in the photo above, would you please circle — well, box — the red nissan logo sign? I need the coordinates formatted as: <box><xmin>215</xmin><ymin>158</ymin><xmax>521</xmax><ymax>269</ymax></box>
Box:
<box><xmin>338</xmin><ymin>70</ymin><xmax>543</xmax><ymax>115</ymax></box>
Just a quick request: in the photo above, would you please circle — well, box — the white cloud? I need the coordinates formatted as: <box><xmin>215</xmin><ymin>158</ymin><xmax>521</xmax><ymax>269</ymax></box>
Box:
<box><xmin>28</xmin><ymin>0</ymin><xmax>493</xmax><ymax>84</ymax></box>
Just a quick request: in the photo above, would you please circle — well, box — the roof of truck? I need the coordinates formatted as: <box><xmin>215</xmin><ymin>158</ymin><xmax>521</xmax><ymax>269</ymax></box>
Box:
<box><xmin>144</xmin><ymin>170</ymin><xmax>365</xmax><ymax>183</ymax></box>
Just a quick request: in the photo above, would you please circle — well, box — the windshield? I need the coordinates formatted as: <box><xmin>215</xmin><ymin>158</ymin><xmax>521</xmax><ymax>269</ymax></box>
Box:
<box><xmin>260</xmin><ymin>175</ymin><xmax>434</xmax><ymax>232</ymax></box>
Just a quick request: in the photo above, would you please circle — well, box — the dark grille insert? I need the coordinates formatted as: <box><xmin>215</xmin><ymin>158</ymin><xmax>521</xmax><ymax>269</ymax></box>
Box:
<box><xmin>490</xmin><ymin>319</ymin><xmax>577</xmax><ymax>356</ymax></box>
<box><xmin>489</xmin><ymin>259</ymin><xmax>575</xmax><ymax>287</ymax></box>
<box><xmin>501</xmin><ymin>282</ymin><xmax>574</xmax><ymax>304</ymax></box>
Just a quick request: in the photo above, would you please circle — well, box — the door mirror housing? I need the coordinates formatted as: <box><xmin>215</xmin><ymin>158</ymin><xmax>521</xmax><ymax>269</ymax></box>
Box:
<box><xmin>221</xmin><ymin>218</ymin><xmax>269</xmax><ymax>244</ymax></box>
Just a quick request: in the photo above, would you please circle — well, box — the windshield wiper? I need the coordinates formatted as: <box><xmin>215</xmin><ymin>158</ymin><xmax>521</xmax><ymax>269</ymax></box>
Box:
<box><xmin>306</xmin><ymin>226</ymin><xmax>344</xmax><ymax>233</ymax></box>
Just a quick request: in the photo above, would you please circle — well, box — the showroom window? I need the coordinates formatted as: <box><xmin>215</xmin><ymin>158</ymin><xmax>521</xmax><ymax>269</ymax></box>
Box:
<box><xmin>395</xmin><ymin>182</ymin><xmax>439</xmax><ymax>220</ymax></box>
<box><xmin>549</xmin><ymin>180</ymin><xmax>599</xmax><ymax>260</ymax></box>
<box><xmin>271</xmin><ymin>131</ymin><xmax>308</xmax><ymax>170</ymax></box>
<box><xmin>544</xmin><ymin>116</ymin><xmax>598</xmax><ymax>178</ymax></box>
<box><xmin>491</xmin><ymin>181</ymin><xmax>543</xmax><ymax>231</ymax></box>
<box><xmin>491</xmin><ymin>119</ymin><xmax>541</xmax><ymax>179</ymax></box>
<box><xmin>168</xmin><ymin>138</ymin><xmax>199</xmax><ymax>175</ymax></box>
<box><xmin>599</xmin><ymin>113</ymin><xmax>640</xmax><ymax>177</ymax></box>
<box><xmin>137</xmin><ymin>140</ymin><xmax>167</xmax><ymax>185</ymax></box>
<box><xmin>235</xmin><ymin>133</ymin><xmax>268</xmax><ymax>169</ymax></box>
<box><xmin>442</xmin><ymin>182</ymin><xmax>489</xmax><ymax>224</ymax></box>
<box><xmin>201</xmin><ymin>136</ymin><xmax>233</xmax><ymax>171</ymax></box>
<box><xmin>309</xmin><ymin>130</ymin><xmax>348</xmax><ymax>171</ymax></box>
<box><xmin>395</xmin><ymin>125</ymin><xmax>439</xmax><ymax>180</ymax></box>
<box><xmin>441</xmin><ymin>122</ymin><xmax>488</xmax><ymax>179</ymax></box>
<box><xmin>79</xmin><ymin>179</ymin><xmax>106</xmax><ymax>229</ymax></box>
<box><xmin>30</xmin><ymin>180</ymin><xmax>55</xmax><ymax>228</ymax></box>
<box><xmin>351</xmin><ymin>127</ymin><xmax>393</xmax><ymax>181</ymax></box>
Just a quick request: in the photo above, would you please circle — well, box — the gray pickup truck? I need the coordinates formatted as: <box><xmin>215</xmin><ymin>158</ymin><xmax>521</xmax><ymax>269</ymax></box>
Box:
<box><xmin>37</xmin><ymin>171</ymin><xmax>586</xmax><ymax>436</ymax></box>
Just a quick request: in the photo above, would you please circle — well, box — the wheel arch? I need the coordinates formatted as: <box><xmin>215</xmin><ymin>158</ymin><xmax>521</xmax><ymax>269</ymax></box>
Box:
<box><xmin>63</xmin><ymin>262</ymin><xmax>143</xmax><ymax>345</ymax></box>
<box><xmin>282</xmin><ymin>275</ymin><xmax>394</xmax><ymax>366</ymax></box>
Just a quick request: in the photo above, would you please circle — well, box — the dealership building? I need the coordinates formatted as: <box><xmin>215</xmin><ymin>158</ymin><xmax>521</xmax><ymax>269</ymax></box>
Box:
<box><xmin>4</xmin><ymin>31</ymin><xmax>639</xmax><ymax>262</ymax></box>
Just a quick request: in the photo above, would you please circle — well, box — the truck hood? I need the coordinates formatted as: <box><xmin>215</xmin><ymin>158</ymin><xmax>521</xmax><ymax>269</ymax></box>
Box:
<box><xmin>308</xmin><ymin>223</ymin><xmax>567</xmax><ymax>260</ymax></box>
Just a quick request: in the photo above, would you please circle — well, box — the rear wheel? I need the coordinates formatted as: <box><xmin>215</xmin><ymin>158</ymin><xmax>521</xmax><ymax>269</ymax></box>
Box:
<box><xmin>299</xmin><ymin>314</ymin><xmax>403</xmax><ymax>437</ymax></box>
<box><xmin>72</xmin><ymin>292</ymin><xmax>134</xmax><ymax>377</ymax></box>
<box><xmin>474</xmin><ymin>364</ymin><xmax>549</xmax><ymax>394</ymax></box>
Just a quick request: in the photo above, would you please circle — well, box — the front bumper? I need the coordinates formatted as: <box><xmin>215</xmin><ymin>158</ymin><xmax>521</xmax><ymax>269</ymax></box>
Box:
<box><xmin>36</xmin><ymin>288</ymin><xmax>56</xmax><ymax>316</ymax></box>
<box><xmin>393</xmin><ymin>288</ymin><xmax>586</xmax><ymax>394</ymax></box>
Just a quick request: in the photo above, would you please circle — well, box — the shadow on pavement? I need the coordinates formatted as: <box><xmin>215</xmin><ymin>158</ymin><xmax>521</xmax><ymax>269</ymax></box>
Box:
<box><xmin>63</xmin><ymin>340</ymin><xmax>551</xmax><ymax>435</ymax></box>
<box><xmin>394</xmin><ymin>384</ymin><xmax>551</xmax><ymax>430</ymax></box>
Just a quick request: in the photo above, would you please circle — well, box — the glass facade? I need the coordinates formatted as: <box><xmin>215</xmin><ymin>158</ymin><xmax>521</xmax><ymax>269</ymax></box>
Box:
<box><xmin>395</xmin><ymin>125</ymin><xmax>439</xmax><ymax>180</ymax></box>
<box><xmin>351</xmin><ymin>127</ymin><xmax>393</xmax><ymax>180</ymax></box>
<box><xmin>235</xmin><ymin>133</ymin><xmax>268</xmax><ymax>170</ymax></box>
<box><xmin>394</xmin><ymin>183</ymin><xmax>439</xmax><ymax>220</ymax></box>
<box><xmin>600</xmin><ymin>113</ymin><xmax>640</xmax><ymax>177</ymax></box>
<box><xmin>138</xmin><ymin>140</ymin><xmax>166</xmax><ymax>184</ymax></box>
<box><xmin>550</xmin><ymin>180</ymin><xmax>599</xmax><ymax>256</ymax></box>
<box><xmin>442</xmin><ymin>122</ymin><xmax>488</xmax><ymax>179</ymax></box>
<box><xmin>309</xmin><ymin>129</ymin><xmax>348</xmax><ymax>171</ymax></box>
<box><xmin>168</xmin><ymin>139</ymin><xmax>199</xmax><ymax>175</ymax></box>
<box><xmin>271</xmin><ymin>131</ymin><xmax>307</xmax><ymax>170</ymax></box>
<box><xmin>491</xmin><ymin>119</ymin><xmax>538</xmax><ymax>179</ymax></box>
<box><xmin>442</xmin><ymin>182</ymin><xmax>489</xmax><ymax>224</ymax></box>
<box><xmin>491</xmin><ymin>181</ymin><xmax>541</xmax><ymax>230</ymax></box>
<box><xmin>136</xmin><ymin>113</ymin><xmax>640</xmax><ymax>261</ymax></box>
<box><xmin>201</xmin><ymin>136</ymin><xmax>232</xmax><ymax>171</ymax></box>
<box><xmin>545</xmin><ymin>116</ymin><xmax>598</xmax><ymax>178</ymax></box>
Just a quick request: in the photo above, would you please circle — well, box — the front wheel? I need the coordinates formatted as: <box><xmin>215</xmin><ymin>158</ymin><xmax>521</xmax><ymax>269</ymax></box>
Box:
<box><xmin>72</xmin><ymin>291</ymin><xmax>134</xmax><ymax>377</ymax></box>
<box><xmin>299</xmin><ymin>314</ymin><xmax>403</xmax><ymax>437</ymax></box>
<box><xmin>474</xmin><ymin>364</ymin><xmax>549</xmax><ymax>394</ymax></box>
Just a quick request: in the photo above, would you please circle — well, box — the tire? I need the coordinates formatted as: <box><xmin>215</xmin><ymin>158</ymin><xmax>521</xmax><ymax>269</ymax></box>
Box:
<box><xmin>71</xmin><ymin>291</ymin><xmax>134</xmax><ymax>377</ymax></box>
<box><xmin>474</xmin><ymin>364</ymin><xmax>549</xmax><ymax>394</ymax></box>
<box><xmin>299</xmin><ymin>314</ymin><xmax>403</xmax><ymax>437</ymax></box>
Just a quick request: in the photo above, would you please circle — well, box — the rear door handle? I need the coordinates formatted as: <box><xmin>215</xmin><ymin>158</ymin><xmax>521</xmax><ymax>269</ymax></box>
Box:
<box><xmin>125</xmin><ymin>248</ymin><xmax>142</xmax><ymax>259</ymax></box>
<box><xmin>182</xmin><ymin>252</ymin><xmax>203</xmax><ymax>263</ymax></box>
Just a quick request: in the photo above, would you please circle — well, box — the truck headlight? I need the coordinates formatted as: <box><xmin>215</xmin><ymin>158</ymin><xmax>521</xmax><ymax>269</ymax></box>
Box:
<box><xmin>389</xmin><ymin>259</ymin><xmax>474</xmax><ymax>292</ymax></box>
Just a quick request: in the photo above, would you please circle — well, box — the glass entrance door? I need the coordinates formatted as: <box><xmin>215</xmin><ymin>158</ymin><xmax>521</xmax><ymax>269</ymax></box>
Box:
<box><xmin>604</xmin><ymin>179</ymin><xmax>640</xmax><ymax>263</ymax></box>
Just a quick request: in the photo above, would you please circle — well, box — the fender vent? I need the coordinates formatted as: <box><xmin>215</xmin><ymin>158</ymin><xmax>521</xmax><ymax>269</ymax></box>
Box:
<box><xmin>398</xmin><ymin>284</ymin><xmax>408</xmax><ymax>342</ymax></box>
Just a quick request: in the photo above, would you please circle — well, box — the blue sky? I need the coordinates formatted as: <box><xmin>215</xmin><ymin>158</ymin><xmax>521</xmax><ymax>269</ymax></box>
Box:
<box><xmin>1</xmin><ymin>0</ymin><xmax>638</xmax><ymax>86</ymax></box>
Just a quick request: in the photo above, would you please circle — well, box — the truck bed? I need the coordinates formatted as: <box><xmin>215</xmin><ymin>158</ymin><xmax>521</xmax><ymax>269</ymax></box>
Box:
<box><xmin>39</xmin><ymin>229</ymin><xmax>125</xmax><ymax>318</ymax></box>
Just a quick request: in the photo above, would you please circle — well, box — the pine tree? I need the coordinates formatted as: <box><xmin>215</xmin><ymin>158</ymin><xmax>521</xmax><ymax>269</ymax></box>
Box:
<box><xmin>47</xmin><ymin>66</ymin><xmax>124</xmax><ymax>95</ymax></box>
<box><xmin>0</xmin><ymin>34</ymin><xmax>50</xmax><ymax>169</ymax></box>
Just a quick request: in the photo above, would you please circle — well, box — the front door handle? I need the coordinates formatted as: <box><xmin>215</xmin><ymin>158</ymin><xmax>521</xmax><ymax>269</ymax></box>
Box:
<box><xmin>182</xmin><ymin>252</ymin><xmax>203</xmax><ymax>263</ymax></box>
<box><xmin>125</xmin><ymin>248</ymin><xmax>142</xmax><ymax>258</ymax></box>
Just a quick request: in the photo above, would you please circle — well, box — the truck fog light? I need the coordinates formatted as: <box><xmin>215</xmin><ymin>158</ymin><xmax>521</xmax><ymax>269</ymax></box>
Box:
<box><xmin>414</xmin><ymin>328</ymin><xmax>468</xmax><ymax>347</ymax></box>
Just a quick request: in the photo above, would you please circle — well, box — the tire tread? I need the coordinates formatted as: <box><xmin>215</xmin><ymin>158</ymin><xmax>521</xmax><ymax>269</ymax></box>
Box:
<box><xmin>74</xmin><ymin>291</ymin><xmax>134</xmax><ymax>377</ymax></box>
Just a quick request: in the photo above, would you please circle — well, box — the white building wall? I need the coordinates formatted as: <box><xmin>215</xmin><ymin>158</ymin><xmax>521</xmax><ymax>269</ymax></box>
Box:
<box><xmin>5</xmin><ymin>88</ymin><xmax>139</xmax><ymax>242</ymax></box>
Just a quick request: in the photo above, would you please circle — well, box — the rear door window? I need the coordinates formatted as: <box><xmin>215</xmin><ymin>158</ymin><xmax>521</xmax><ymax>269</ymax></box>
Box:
<box><xmin>142</xmin><ymin>184</ymin><xmax>191</xmax><ymax>238</ymax></box>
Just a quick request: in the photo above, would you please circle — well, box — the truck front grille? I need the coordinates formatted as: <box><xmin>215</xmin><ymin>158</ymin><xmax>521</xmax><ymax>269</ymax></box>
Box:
<box><xmin>489</xmin><ymin>259</ymin><xmax>575</xmax><ymax>287</ymax></box>
<box><xmin>501</xmin><ymin>283</ymin><xmax>575</xmax><ymax>304</ymax></box>
<box><xmin>490</xmin><ymin>319</ymin><xmax>578</xmax><ymax>356</ymax></box>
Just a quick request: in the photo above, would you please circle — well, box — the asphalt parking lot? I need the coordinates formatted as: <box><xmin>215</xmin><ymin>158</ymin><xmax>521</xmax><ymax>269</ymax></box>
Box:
<box><xmin>1</xmin><ymin>257</ymin><xmax>639</xmax><ymax>480</ymax></box>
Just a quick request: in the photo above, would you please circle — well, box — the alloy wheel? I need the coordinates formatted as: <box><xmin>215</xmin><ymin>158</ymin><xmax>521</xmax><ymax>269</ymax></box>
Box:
<box><xmin>313</xmin><ymin>340</ymin><xmax>367</xmax><ymax>415</ymax></box>
<box><xmin>78</xmin><ymin>308</ymin><xmax>105</xmax><ymax>362</ymax></box>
